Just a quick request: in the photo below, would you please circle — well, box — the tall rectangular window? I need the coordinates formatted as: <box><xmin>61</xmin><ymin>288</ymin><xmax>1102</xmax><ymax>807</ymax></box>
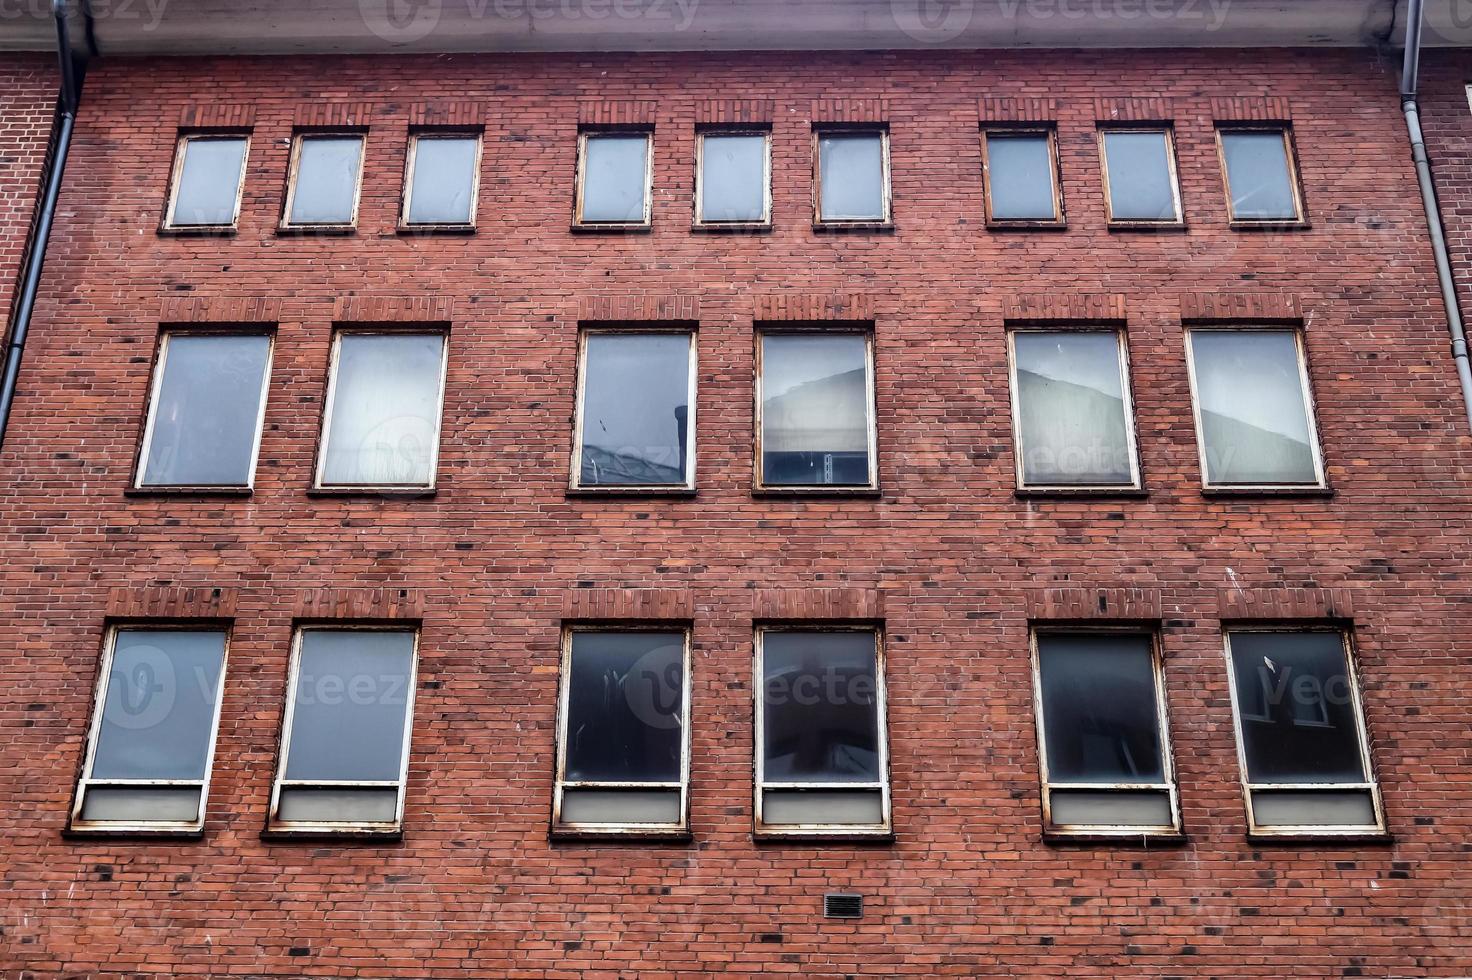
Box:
<box><xmin>315</xmin><ymin>330</ymin><xmax>449</xmax><ymax>490</ymax></box>
<box><xmin>814</xmin><ymin>129</ymin><xmax>891</xmax><ymax>226</ymax></box>
<box><xmin>164</xmin><ymin>134</ymin><xmax>249</xmax><ymax>230</ymax></box>
<box><xmin>1218</xmin><ymin>127</ymin><xmax>1304</xmax><ymax>224</ymax></box>
<box><xmin>982</xmin><ymin>129</ymin><xmax>1062</xmax><ymax>225</ymax></box>
<box><xmin>71</xmin><ymin>628</ymin><xmax>228</xmax><ymax>833</ymax></box>
<box><xmin>282</xmin><ymin>133</ymin><xmax>365</xmax><ymax>229</ymax></box>
<box><xmin>695</xmin><ymin>130</ymin><xmax>771</xmax><ymax>227</ymax></box>
<box><xmin>269</xmin><ymin>627</ymin><xmax>418</xmax><ymax>834</ymax></box>
<box><xmin>1185</xmin><ymin>327</ymin><xmax>1324</xmax><ymax>488</ymax></box>
<box><xmin>1224</xmin><ymin>629</ymin><xmax>1384</xmax><ymax>836</ymax></box>
<box><xmin>553</xmin><ymin>628</ymin><xmax>690</xmax><ymax>836</ymax></box>
<box><xmin>755</xmin><ymin>627</ymin><xmax>889</xmax><ymax>837</ymax></box>
<box><xmin>572</xmin><ymin>329</ymin><xmax>695</xmax><ymax>490</ymax></box>
<box><xmin>1008</xmin><ymin>329</ymin><xmax>1139</xmax><ymax>489</ymax></box>
<box><xmin>401</xmin><ymin>132</ymin><xmax>481</xmax><ymax>228</ymax></box>
<box><xmin>575</xmin><ymin>131</ymin><xmax>652</xmax><ymax>228</ymax></box>
<box><xmin>1099</xmin><ymin>128</ymin><xmax>1182</xmax><ymax>225</ymax></box>
<box><xmin>135</xmin><ymin>331</ymin><xmax>273</xmax><ymax>490</ymax></box>
<box><xmin>1031</xmin><ymin>632</ymin><xmax>1180</xmax><ymax>837</ymax></box>
<box><xmin>757</xmin><ymin>331</ymin><xmax>877</xmax><ymax>490</ymax></box>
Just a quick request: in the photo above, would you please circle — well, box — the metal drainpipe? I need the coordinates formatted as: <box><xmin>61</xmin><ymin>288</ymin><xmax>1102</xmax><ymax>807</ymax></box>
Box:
<box><xmin>0</xmin><ymin>0</ymin><xmax>82</xmax><ymax>453</ymax></box>
<box><xmin>1401</xmin><ymin>0</ymin><xmax>1472</xmax><ymax>432</ymax></box>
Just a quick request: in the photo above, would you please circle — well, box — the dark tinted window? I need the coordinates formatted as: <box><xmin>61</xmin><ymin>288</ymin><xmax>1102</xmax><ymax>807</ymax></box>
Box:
<box><xmin>1013</xmin><ymin>331</ymin><xmax>1133</xmax><ymax>486</ymax></box>
<box><xmin>580</xmin><ymin>133</ymin><xmax>649</xmax><ymax>224</ymax></box>
<box><xmin>762</xmin><ymin>631</ymin><xmax>879</xmax><ymax>782</ymax></box>
<box><xmin>986</xmin><ymin>132</ymin><xmax>1057</xmax><ymax>221</ymax></box>
<box><xmin>1102</xmin><ymin>130</ymin><xmax>1178</xmax><ymax>221</ymax></box>
<box><xmin>700</xmin><ymin>133</ymin><xmax>767</xmax><ymax>222</ymax></box>
<box><xmin>578</xmin><ymin>332</ymin><xmax>691</xmax><ymax>486</ymax></box>
<box><xmin>1221</xmin><ymin>129</ymin><xmax>1298</xmax><ymax>220</ymax></box>
<box><xmin>288</xmin><ymin>135</ymin><xmax>363</xmax><ymax>225</ymax></box>
<box><xmin>818</xmin><ymin>132</ymin><xmax>886</xmax><ymax>221</ymax></box>
<box><xmin>1037</xmin><ymin>634</ymin><xmax>1163</xmax><ymax>783</ymax></box>
<box><xmin>170</xmin><ymin>137</ymin><xmax>247</xmax><ymax>226</ymax></box>
<box><xmin>406</xmin><ymin>136</ymin><xmax>478</xmax><ymax>225</ymax></box>
<box><xmin>564</xmin><ymin>631</ymin><xmax>685</xmax><ymax>782</ymax></box>
<box><xmin>760</xmin><ymin>333</ymin><xmax>872</xmax><ymax>486</ymax></box>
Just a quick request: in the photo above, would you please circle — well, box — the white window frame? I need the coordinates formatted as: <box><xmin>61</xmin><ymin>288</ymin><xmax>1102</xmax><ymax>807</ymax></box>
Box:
<box><xmin>280</xmin><ymin>131</ymin><xmax>367</xmax><ymax>231</ymax></box>
<box><xmin>1215</xmin><ymin>124</ymin><xmax>1306</xmax><ymax>226</ymax></box>
<box><xmin>573</xmin><ymin>129</ymin><xmax>654</xmax><ymax>230</ymax></box>
<box><xmin>1098</xmin><ymin>126</ymin><xmax>1184</xmax><ymax>227</ymax></box>
<box><xmin>812</xmin><ymin>127</ymin><xmax>893</xmax><ymax>228</ymax></box>
<box><xmin>980</xmin><ymin>126</ymin><xmax>1064</xmax><ymax>228</ymax></box>
<box><xmin>693</xmin><ymin>128</ymin><xmax>772</xmax><ymax>229</ymax></box>
<box><xmin>162</xmin><ymin>132</ymin><xmax>250</xmax><ymax>231</ymax></box>
<box><xmin>399</xmin><ymin>129</ymin><xmax>484</xmax><ymax>231</ymax></box>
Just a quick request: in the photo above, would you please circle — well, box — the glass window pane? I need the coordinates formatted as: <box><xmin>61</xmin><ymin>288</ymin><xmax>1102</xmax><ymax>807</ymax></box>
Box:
<box><xmin>1013</xmin><ymin>331</ymin><xmax>1133</xmax><ymax>486</ymax></box>
<box><xmin>1102</xmin><ymin>130</ymin><xmax>1177</xmax><ymax>221</ymax></box>
<box><xmin>283</xmin><ymin>630</ymin><xmax>415</xmax><ymax>782</ymax></box>
<box><xmin>760</xmin><ymin>333</ymin><xmax>872</xmax><ymax>486</ymax></box>
<box><xmin>700</xmin><ymin>133</ymin><xmax>766</xmax><ymax>222</ymax></box>
<box><xmin>1037</xmin><ymin>634</ymin><xmax>1164</xmax><ymax>784</ymax></box>
<box><xmin>171</xmin><ymin>137</ymin><xmax>246</xmax><ymax>226</ymax></box>
<box><xmin>986</xmin><ymin>133</ymin><xmax>1056</xmax><ymax>221</ymax></box>
<box><xmin>1221</xmin><ymin>130</ymin><xmax>1297</xmax><ymax>220</ymax></box>
<box><xmin>818</xmin><ymin>133</ymin><xmax>885</xmax><ymax>221</ymax></box>
<box><xmin>288</xmin><ymin>136</ymin><xmax>362</xmax><ymax>225</ymax></box>
<box><xmin>321</xmin><ymin>332</ymin><xmax>445</xmax><ymax>486</ymax></box>
<box><xmin>762</xmin><ymin>631</ymin><xmax>880</xmax><ymax>783</ymax></box>
<box><xmin>578</xmin><ymin>333</ymin><xmax>691</xmax><ymax>486</ymax></box>
<box><xmin>90</xmin><ymin>630</ymin><xmax>226</xmax><ymax>781</ymax></box>
<box><xmin>1190</xmin><ymin>329</ymin><xmax>1318</xmax><ymax>485</ymax></box>
<box><xmin>1230</xmin><ymin>632</ymin><xmax>1367</xmax><ymax>784</ymax></box>
<box><xmin>140</xmin><ymin>334</ymin><xmax>271</xmax><ymax>487</ymax></box>
<box><xmin>581</xmin><ymin>134</ymin><xmax>649</xmax><ymax>223</ymax></box>
<box><xmin>564</xmin><ymin>631</ymin><xmax>685</xmax><ymax>783</ymax></box>
<box><xmin>406</xmin><ymin>136</ymin><xmax>478</xmax><ymax>225</ymax></box>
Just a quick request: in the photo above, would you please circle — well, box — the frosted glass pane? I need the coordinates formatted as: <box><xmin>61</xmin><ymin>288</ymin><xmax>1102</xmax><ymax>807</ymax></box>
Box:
<box><xmin>277</xmin><ymin>786</ymin><xmax>399</xmax><ymax>823</ymax></box>
<box><xmin>1251</xmin><ymin>789</ymin><xmax>1377</xmax><ymax>828</ymax></box>
<box><xmin>1049</xmin><ymin>789</ymin><xmax>1173</xmax><ymax>828</ymax></box>
<box><xmin>762</xmin><ymin>631</ymin><xmax>879</xmax><ymax>783</ymax></box>
<box><xmin>171</xmin><ymin>138</ymin><xmax>246</xmax><ymax>226</ymax></box>
<box><xmin>819</xmin><ymin>133</ymin><xmax>885</xmax><ymax>221</ymax></box>
<box><xmin>762</xmin><ymin>790</ymin><xmax>883</xmax><ymax>826</ymax></box>
<box><xmin>1014</xmin><ymin>331</ymin><xmax>1132</xmax><ymax>485</ymax></box>
<box><xmin>1222</xmin><ymin>130</ymin><xmax>1297</xmax><ymax>220</ymax></box>
<box><xmin>80</xmin><ymin>786</ymin><xmax>202</xmax><ymax>823</ymax></box>
<box><xmin>700</xmin><ymin>134</ymin><xmax>765</xmax><ymax>222</ymax></box>
<box><xmin>407</xmin><ymin>137</ymin><xmax>478</xmax><ymax>225</ymax></box>
<box><xmin>1103</xmin><ymin>130</ymin><xmax>1177</xmax><ymax>221</ymax></box>
<box><xmin>578</xmin><ymin>333</ymin><xmax>690</xmax><ymax>486</ymax></box>
<box><xmin>288</xmin><ymin>136</ymin><xmax>362</xmax><ymax>225</ymax></box>
<box><xmin>761</xmin><ymin>334</ymin><xmax>871</xmax><ymax>486</ymax></box>
<box><xmin>986</xmin><ymin>133</ymin><xmax>1056</xmax><ymax>221</ymax></box>
<box><xmin>560</xmin><ymin>789</ymin><xmax>681</xmax><ymax>825</ymax></box>
<box><xmin>321</xmin><ymin>333</ymin><xmax>444</xmax><ymax>486</ymax></box>
<box><xmin>581</xmin><ymin>134</ymin><xmax>648</xmax><ymax>223</ymax></box>
<box><xmin>1191</xmin><ymin>330</ymin><xmax>1318</xmax><ymax>485</ymax></box>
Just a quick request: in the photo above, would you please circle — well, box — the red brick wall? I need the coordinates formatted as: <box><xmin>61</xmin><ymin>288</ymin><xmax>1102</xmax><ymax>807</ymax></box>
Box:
<box><xmin>2</xmin><ymin>48</ymin><xmax>1471</xmax><ymax>978</ymax></box>
<box><xmin>0</xmin><ymin>53</ymin><xmax>57</xmax><ymax>335</ymax></box>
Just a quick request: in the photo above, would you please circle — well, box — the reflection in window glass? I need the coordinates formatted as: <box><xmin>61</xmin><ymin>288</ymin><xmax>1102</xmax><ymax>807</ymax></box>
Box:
<box><xmin>1101</xmin><ymin>130</ymin><xmax>1179</xmax><ymax>221</ymax></box>
<box><xmin>985</xmin><ymin>132</ymin><xmax>1057</xmax><ymax>221</ymax></box>
<box><xmin>580</xmin><ymin>133</ymin><xmax>650</xmax><ymax>224</ymax></box>
<box><xmin>139</xmin><ymin>334</ymin><xmax>271</xmax><ymax>487</ymax></box>
<box><xmin>320</xmin><ymin>333</ymin><xmax>446</xmax><ymax>487</ymax></box>
<box><xmin>1221</xmin><ymin>130</ymin><xmax>1298</xmax><ymax>221</ymax></box>
<box><xmin>577</xmin><ymin>332</ymin><xmax>691</xmax><ymax>487</ymax></box>
<box><xmin>761</xmin><ymin>631</ymin><xmax>879</xmax><ymax>783</ymax></box>
<box><xmin>1013</xmin><ymin>331</ymin><xmax>1134</xmax><ymax>486</ymax></box>
<box><xmin>699</xmin><ymin>133</ymin><xmax>767</xmax><ymax>223</ymax></box>
<box><xmin>760</xmin><ymin>333</ymin><xmax>873</xmax><ymax>487</ymax></box>
<box><xmin>169</xmin><ymin>137</ymin><xmax>247</xmax><ymax>227</ymax></box>
<box><xmin>564</xmin><ymin>631</ymin><xmax>684</xmax><ymax>783</ymax></box>
<box><xmin>1037</xmin><ymin>634</ymin><xmax>1163</xmax><ymax>783</ymax></box>
<box><xmin>406</xmin><ymin>136</ymin><xmax>479</xmax><ymax>225</ymax></box>
<box><xmin>287</xmin><ymin>135</ymin><xmax>363</xmax><ymax>225</ymax></box>
<box><xmin>817</xmin><ymin>132</ymin><xmax>886</xmax><ymax>222</ymax></box>
<box><xmin>1189</xmin><ymin>329</ymin><xmax>1319</xmax><ymax>486</ymax></box>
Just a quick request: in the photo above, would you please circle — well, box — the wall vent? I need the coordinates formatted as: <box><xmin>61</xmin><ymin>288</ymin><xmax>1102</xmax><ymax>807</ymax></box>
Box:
<box><xmin>823</xmin><ymin>893</ymin><xmax>863</xmax><ymax>919</ymax></box>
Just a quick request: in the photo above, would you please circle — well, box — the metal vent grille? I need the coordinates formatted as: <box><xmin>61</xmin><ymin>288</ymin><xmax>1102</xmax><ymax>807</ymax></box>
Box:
<box><xmin>823</xmin><ymin>893</ymin><xmax>863</xmax><ymax>919</ymax></box>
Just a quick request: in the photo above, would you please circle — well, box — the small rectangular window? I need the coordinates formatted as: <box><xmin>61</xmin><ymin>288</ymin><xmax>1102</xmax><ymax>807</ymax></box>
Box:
<box><xmin>553</xmin><ymin>628</ymin><xmax>690</xmax><ymax>836</ymax></box>
<box><xmin>1218</xmin><ymin>127</ymin><xmax>1303</xmax><ymax>224</ymax></box>
<box><xmin>695</xmin><ymin>130</ymin><xmax>771</xmax><ymax>227</ymax></box>
<box><xmin>814</xmin><ymin>129</ymin><xmax>891</xmax><ymax>226</ymax></box>
<box><xmin>1224</xmin><ymin>629</ymin><xmax>1384</xmax><ymax>836</ymax></box>
<box><xmin>1008</xmin><ymin>328</ymin><xmax>1140</xmax><ymax>489</ymax></box>
<box><xmin>982</xmin><ymin>129</ymin><xmax>1062</xmax><ymax>225</ymax></box>
<box><xmin>575</xmin><ymin>131</ymin><xmax>652</xmax><ymax>228</ymax></box>
<box><xmin>164</xmin><ymin>134</ymin><xmax>249</xmax><ymax>229</ymax></box>
<box><xmin>135</xmin><ymin>331</ymin><xmax>273</xmax><ymax>490</ymax></box>
<box><xmin>401</xmin><ymin>132</ymin><xmax>482</xmax><ymax>228</ymax></box>
<box><xmin>282</xmin><ymin>132</ymin><xmax>365</xmax><ymax>229</ymax></box>
<box><xmin>1031</xmin><ymin>632</ymin><xmax>1180</xmax><ymax>837</ymax></box>
<box><xmin>572</xmin><ymin>329</ymin><xmax>695</xmax><ymax>490</ymax></box>
<box><xmin>269</xmin><ymin>627</ymin><xmax>418</xmax><ymax>834</ymax></box>
<box><xmin>1185</xmin><ymin>327</ymin><xmax>1324</xmax><ymax>489</ymax></box>
<box><xmin>71</xmin><ymin>627</ymin><xmax>228</xmax><ymax>833</ymax></box>
<box><xmin>757</xmin><ymin>331</ymin><xmax>877</xmax><ymax>490</ymax></box>
<box><xmin>755</xmin><ymin>627</ymin><xmax>889</xmax><ymax>837</ymax></box>
<box><xmin>315</xmin><ymin>329</ymin><xmax>449</xmax><ymax>490</ymax></box>
<box><xmin>1099</xmin><ymin>128</ymin><xmax>1182</xmax><ymax>225</ymax></box>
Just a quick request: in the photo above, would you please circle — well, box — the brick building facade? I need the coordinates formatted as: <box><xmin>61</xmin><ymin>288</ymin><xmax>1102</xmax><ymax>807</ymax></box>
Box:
<box><xmin>0</xmin><ymin>53</ymin><xmax>58</xmax><ymax>333</ymax></box>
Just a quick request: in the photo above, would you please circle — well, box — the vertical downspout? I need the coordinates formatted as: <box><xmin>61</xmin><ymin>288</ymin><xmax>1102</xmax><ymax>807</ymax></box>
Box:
<box><xmin>1401</xmin><ymin>0</ymin><xmax>1472</xmax><ymax>432</ymax></box>
<box><xmin>0</xmin><ymin>0</ymin><xmax>82</xmax><ymax>453</ymax></box>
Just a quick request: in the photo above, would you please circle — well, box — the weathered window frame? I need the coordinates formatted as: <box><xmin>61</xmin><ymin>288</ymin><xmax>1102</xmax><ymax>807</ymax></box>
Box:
<box><xmin>811</xmin><ymin>126</ymin><xmax>893</xmax><ymax>230</ymax></box>
<box><xmin>162</xmin><ymin>132</ymin><xmax>251</xmax><ymax>232</ymax></box>
<box><xmin>1214</xmin><ymin>124</ymin><xmax>1307</xmax><ymax>228</ymax></box>
<box><xmin>68</xmin><ymin>624</ymin><xmax>230</xmax><ymax>836</ymax></box>
<box><xmin>569</xmin><ymin>325</ymin><xmax>698</xmax><ymax>493</ymax></box>
<box><xmin>693</xmin><ymin>127</ymin><xmax>772</xmax><ymax>230</ymax></box>
<box><xmin>1221</xmin><ymin>626</ymin><xmax>1387</xmax><ymax>839</ymax></box>
<box><xmin>1097</xmin><ymin>126</ymin><xmax>1184</xmax><ymax>228</ymax></box>
<box><xmin>280</xmin><ymin>130</ymin><xmax>367</xmax><ymax>232</ymax></box>
<box><xmin>1029</xmin><ymin>627</ymin><xmax>1182</xmax><ymax>840</ymax></box>
<box><xmin>573</xmin><ymin>128</ymin><xmax>654</xmax><ymax>231</ymax></box>
<box><xmin>980</xmin><ymin>126</ymin><xmax>1065</xmax><ymax>228</ymax></box>
<box><xmin>398</xmin><ymin>129</ymin><xmax>483</xmax><ymax>231</ymax></box>
<box><xmin>753</xmin><ymin>625</ymin><xmax>892</xmax><ymax>840</ymax></box>
<box><xmin>551</xmin><ymin>624</ymin><xmax>693</xmax><ymax>839</ymax></box>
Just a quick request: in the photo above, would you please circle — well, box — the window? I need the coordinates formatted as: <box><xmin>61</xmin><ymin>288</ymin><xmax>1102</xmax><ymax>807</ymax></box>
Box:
<box><xmin>572</xmin><ymin>329</ymin><xmax>695</xmax><ymax>490</ymax></box>
<box><xmin>135</xmin><ymin>331</ymin><xmax>273</xmax><ymax>490</ymax></box>
<box><xmin>70</xmin><ymin>628</ymin><xmax>228</xmax><ymax>833</ymax></box>
<box><xmin>1098</xmin><ymin>128</ymin><xmax>1182</xmax><ymax>225</ymax></box>
<box><xmin>1223</xmin><ymin>629</ymin><xmax>1384</xmax><ymax>836</ymax></box>
<box><xmin>400</xmin><ymin>132</ymin><xmax>482</xmax><ymax>229</ymax></box>
<box><xmin>1217</xmin><ymin>127</ymin><xmax>1304</xmax><ymax>224</ymax></box>
<box><xmin>695</xmin><ymin>129</ymin><xmax>771</xmax><ymax>227</ymax></box>
<box><xmin>1007</xmin><ymin>329</ymin><xmax>1140</xmax><ymax>489</ymax></box>
<box><xmin>282</xmin><ymin>132</ymin><xmax>365</xmax><ymax>229</ymax></box>
<box><xmin>1185</xmin><ymin>327</ymin><xmax>1324</xmax><ymax>488</ymax></box>
<box><xmin>268</xmin><ymin>627</ymin><xmax>418</xmax><ymax>834</ymax></box>
<box><xmin>164</xmin><ymin>134</ymin><xmax>249</xmax><ymax>229</ymax></box>
<box><xmin>981</xmin><ymin>128</ymin><xmax>1062</xmax><ymax>225</ymax></box>
<box><xmin>553</xmin><ymin>628</ymin><xmax>690</xmax><ymax>836</ymax></box>
<box><xmin>315</xmin><ymin>329</ymin><xmax>449</xmax><ymax>490</ymax></box>
<box><xmin>755</xmin><ymin>627</ymin><xmax>889</xmax><ymax>837</ymax></box>
<box><xmin>756</xmin><ymin>331</ymin><xmax>877</xmax><ymax>490</ymax></box>
<box><xmin>813</xmin><ymin>129</ymin><xmax>891</xmax><ymax>226</ymax></box>
<box><xmin>574</xmin><ymin>130</ymin><xmax>652</xmax><ymax>229</ymax></box>
<box><xmin>1031</xmin><ymin>632</ymin><xmax>1180</xmax><ymax>837</ymax></box>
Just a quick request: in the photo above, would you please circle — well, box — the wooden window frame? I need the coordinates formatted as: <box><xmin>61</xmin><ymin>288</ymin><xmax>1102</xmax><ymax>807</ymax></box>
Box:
<box><xmin>1215</xmin><ymin>124</ymin><xmax>1307</xmax><ymax>228</ymax></box>
<box><xmin>1097</xmin><ymin>126</ymin><xmax>1184</xmax><ymax>229</ymax></box>
<box><xmin>161</xmin><ymin>132</ymin><xmax>251</xmax><ymax>233</ymax></box>
<box><xmin>398</xmin><ymin>129</ymin><xmax>483</xmax><ymax>232</ymax></box>
<box><xmin>279</xmin><ymin>130</ymin><xmax>367</xmax><ymax>233</ymax></box>
<box><xmin>980</xmin><ymin>126</ymin><xmax>1065</xmax><ymax>229</ymax></box>
<box><xmin>693</xmin><ymin>127</ymin><xmax>772</xmax><ymax>231</ymax></box>
<box><xmin>573</xmin><ymin>128</ymin><xmax>654</xmax><ymax>231</ymax></box>
<box><xmin>811</xmin><ymin>127</ymin><xmax>893</xmax><ymax>230</ymax></box>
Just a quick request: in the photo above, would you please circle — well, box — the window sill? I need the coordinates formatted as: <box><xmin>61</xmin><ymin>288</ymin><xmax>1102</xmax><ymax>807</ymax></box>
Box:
<box><xmin>550</xmin><ymin>826</ymin><xmax>693</xmax><ymax>843</ymax></box>
<box><xmin>692</xmin><ymin>221</ymin><xmax>772</xmax><ymax>234</ymax></box>
<box><xmin>754</xmin><ymin>827</ymin><xmax>895</xmax><ymax>844</ymax></box>
<box><xmin>1201</xmin><ymin>485</ymin><xmax>1334</xmax><ymax>499</ymax></box>
<box><xmin>63</xmin><ymin>824</ymin><xmax>206</xmax><ymax>841</ymax></box>
<box><xmin>277</xmin><ymin>224</ymin><xmax>358</xmax><ymax>236</ymax></box>
<box><xmin>157</xmin><ymin>225</ymin><xmax>239</xmax><ymax>237</ymax></box>
<box><xmin>396</xmin><ymin>223</ymin><xmax>477</xmax><ymax>235</ymax></box>
<box><xmin>1230</xmin><ymin>219</ymin><xmax>1310</xmax><ymax>232</ymax></box>
<box><xmin>124</xmin><ymin>486</ymin><xmax>254</xmax><ymax>498</ymax></box>
<box><xmin>987</xmin><ymin>219</ymin><xmax>1068</xmax><ymax>231</ymax></box>
<box><xmin>1246</xmin><ymin>829</ymin><xmax>1393</xmax><ymax>845</ymax></box>
<box><xmin>570</xmin><ymin>223</ymin><xmax>652</xmax><ymax>234</ymax></box>
<box><xmin>1043</xmin><ymin>828</ymin><xmax>1186</xmax><ymax>847</ymax></box>
<box><xmin>1015</xmin><ymin>487</ymin><xmax>1148</xmax><ymax>500</ymax></box>
<box><xmin>1106</xmin><ymin>220</ymin><xmax>1187</xmax><ymax>233</ymax></box>
<box><xmin>566</xmin><ymin>487</ymin><xmax>697</xmax><ymax>499</ymax></box>
<box><xmin>812</xmin><ymin>221</ymin><xmax>894</xmax><ymax>233</ymax></box>
<box><xmin>306</xmin><ymin>486</ymin><xmax>438</xmax><ymax>499</ymax></box>
<box><xmin>261</xmin><ymin>825</ymin><xmax>404</xmax><ymax>842</ymax></box>
<box><xmin>753</xmin><ymin>487</ymin><xmax>882</xmax><ymax>499</ymax></box>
